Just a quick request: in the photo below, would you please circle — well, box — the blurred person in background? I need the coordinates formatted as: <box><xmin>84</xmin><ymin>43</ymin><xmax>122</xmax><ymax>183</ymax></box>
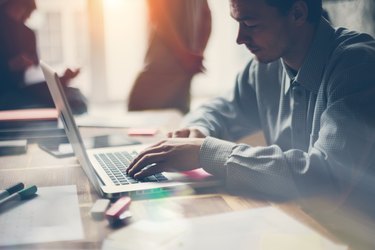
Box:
<box><xmin>0</xmin><ymin>0</ymin><xmax>87</xmax><ymax>114</ymax></box>
<box><xmin>128</xmin><ymin>0</ymin><xmax>211</xmax><ymax>114</ymax></box>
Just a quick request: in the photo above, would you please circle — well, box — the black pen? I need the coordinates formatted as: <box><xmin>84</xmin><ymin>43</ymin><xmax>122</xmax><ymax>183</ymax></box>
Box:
<box><xmin>0</xmin><ymin>182</ymin><xmax>24</xmax><ymax>200</ymax></box>
<box><xmin>0</xmin><ymin>185</ymin><xmax>38</xmax><ymax>209</ymax></box>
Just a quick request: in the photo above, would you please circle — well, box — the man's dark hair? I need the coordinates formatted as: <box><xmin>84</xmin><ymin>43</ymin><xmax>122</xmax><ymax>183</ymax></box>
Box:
<box><xmin>265</xmin><ymin>0</ymin><xmax>322</xmax><ymax>23</ymax></box>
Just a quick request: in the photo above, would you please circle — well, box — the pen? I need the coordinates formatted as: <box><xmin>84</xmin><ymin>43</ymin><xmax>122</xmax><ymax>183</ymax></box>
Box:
<box><xmin>0</xmin><ymin>182</ymin><xmax>24</xmax><ymax>200</ymax></box>
<box><xmin>0</xmin><ymin>185</ymin><xmax>38</xmax><ymax>209</ymax></box>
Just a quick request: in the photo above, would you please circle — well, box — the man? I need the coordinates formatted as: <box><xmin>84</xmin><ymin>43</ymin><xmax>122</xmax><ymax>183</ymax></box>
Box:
<box><xmin>128</xmin><ymin>0</ymin><xmax>375</xmax><ymax>216</ymax></box>
<box><xmin>0</xmin><ymin>0</ymin><xmax>87</xmax><ymax>114</ymax></box>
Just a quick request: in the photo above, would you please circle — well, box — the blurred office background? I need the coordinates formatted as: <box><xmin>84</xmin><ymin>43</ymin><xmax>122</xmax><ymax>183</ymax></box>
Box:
<box><xmin>27</xmin><ymin>0</ymin><xmax>375</xmax><ymax>111</ymax></box>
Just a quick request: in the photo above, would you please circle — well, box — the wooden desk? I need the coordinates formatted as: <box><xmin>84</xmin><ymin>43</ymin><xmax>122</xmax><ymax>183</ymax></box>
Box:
<box><xmin>0</xmin><ymin>117</ymin><xmax>356</xmax><ymax>250</ymax></box>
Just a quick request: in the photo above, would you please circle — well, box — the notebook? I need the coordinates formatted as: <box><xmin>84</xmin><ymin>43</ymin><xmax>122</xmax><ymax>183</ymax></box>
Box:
<box><xmin>40</xmin><ymin>61</ymin><xmax>221</xmax><ymax>199</ymax></box>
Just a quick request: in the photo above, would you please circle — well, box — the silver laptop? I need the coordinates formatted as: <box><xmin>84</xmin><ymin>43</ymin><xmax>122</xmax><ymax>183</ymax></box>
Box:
<box><xmin>40</xmin><ymin>61</ymin><xmax>220</xmax><ymax>198</ymax></box>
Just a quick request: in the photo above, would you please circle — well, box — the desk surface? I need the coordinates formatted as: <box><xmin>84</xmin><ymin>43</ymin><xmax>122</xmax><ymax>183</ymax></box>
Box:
<box><xmin>0</xmin><ymin>111</ymin><xmax>366</xmax><ymax>250</ymax></box>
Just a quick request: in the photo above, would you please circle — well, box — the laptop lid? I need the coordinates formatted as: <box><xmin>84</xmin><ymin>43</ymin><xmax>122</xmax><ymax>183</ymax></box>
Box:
<box><xmin>40</xmin><ymin>61</ymin><xmax>103</xmax><ymax>195</ymax></box>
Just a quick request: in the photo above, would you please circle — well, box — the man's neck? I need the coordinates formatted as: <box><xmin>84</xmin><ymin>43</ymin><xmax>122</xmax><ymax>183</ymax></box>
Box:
<box><xmin>283</xmin><ymin>22</ymin><xmax>318</xmax><ymax>71</ymax></box>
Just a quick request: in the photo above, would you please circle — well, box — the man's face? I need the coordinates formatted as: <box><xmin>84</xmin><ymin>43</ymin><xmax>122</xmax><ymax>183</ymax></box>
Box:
<box><xmin>230</xmin><ymin>0</ymin><xmax>295</xmax><ymax>63</ymax></box>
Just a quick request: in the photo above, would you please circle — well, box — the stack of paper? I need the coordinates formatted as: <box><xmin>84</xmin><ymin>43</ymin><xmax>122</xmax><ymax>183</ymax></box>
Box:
<box><xmin>0</xmin><ymin>108</ymin><xmax>58</xmax><ymax>129</ymax></box>
<box><xmin>0</xmin><ymin>108</ymin><xmax>65</xmax><ymax>141</ymax></box>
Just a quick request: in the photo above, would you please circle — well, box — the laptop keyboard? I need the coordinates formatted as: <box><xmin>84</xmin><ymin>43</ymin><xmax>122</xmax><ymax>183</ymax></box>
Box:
<box><xmin>93</xmin><ymin>151</ymin><xmax>168</xmax><ymax>186</ymax></box>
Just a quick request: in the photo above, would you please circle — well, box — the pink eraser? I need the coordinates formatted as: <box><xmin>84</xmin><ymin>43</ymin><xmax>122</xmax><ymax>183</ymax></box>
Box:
<box><xmin>105</xmin><ymin>197</ymin><xmax>132</xmax><ymax>220</ymax></box>
<box><xmin>182</xmin><ymin>168</ymin><xmax>213</xmax><ymax>180</ymax></box>
<box><xmin>127</xmin><ymin>128</ymin><xmax>159</xmax><ymax>136</ymax></box>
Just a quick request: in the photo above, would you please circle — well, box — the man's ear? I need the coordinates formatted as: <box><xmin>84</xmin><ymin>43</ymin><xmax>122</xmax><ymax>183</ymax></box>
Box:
<box><xmin>289</xmin><ymin>0</ymin><xmax>308</xmax><ymax>25</ymax></box>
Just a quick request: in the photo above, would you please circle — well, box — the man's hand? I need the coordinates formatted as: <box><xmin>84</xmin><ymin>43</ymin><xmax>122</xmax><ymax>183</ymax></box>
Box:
<box><xmin>179</xmin><ymin>52</ymin><xmax>205</xmax><ymax>74</ymax></box>
<box><xmin>126</xmin><ymin>138</ymin><xmax>205</xmax><ymax>179</ymax></box>
<box><xmin>8</xmin><ymin>54</ymin><xmax>36</xmax><ymax>71</ymax></box>
<box><xmin>167</xmin><ymin>128</ymin><xmax>206</xmax><ymax>138</ymax></box>
<box><xmin>60</xmin><ymin>68</ymin><xmax>80</xmax><ymax>86</ymax></box>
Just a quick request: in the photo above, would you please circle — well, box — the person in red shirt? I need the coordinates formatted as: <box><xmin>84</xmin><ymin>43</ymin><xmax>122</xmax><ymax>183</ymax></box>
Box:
<box><xmin>128</xmin><ymin>0</ymin><xmax>211</xmax><ymax>114</ymax></box>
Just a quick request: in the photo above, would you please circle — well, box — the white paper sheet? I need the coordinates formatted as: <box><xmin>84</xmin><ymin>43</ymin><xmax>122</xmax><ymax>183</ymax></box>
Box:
<box><xmin>0</xmin><ymin>185</ymin><xmax>84</xmax><ymax>247</ymax></box>
<box><xmin>102</xmin><ymin>206</ymin><xmax>347</xmax><ymax>250</ymax></box>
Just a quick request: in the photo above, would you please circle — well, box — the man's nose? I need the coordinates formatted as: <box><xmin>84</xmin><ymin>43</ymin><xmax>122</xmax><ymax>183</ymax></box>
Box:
<box><xmin>236</xmin><ymin>25</ymin><xmax>248</xmax><ymax>45</ymax></box>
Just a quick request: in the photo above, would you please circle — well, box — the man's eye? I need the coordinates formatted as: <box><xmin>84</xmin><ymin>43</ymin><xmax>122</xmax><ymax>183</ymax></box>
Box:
<box><xmin>243</xmin><ymin>21</ymin><xmax>258</xmax><ymax>29</ymax></box>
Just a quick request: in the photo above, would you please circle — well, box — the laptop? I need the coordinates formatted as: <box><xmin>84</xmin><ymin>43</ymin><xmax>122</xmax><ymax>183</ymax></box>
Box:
<box><xmin>40</xmin><ymin>61</ymin><xmax>221</xmax><ymax>199</ymax></box>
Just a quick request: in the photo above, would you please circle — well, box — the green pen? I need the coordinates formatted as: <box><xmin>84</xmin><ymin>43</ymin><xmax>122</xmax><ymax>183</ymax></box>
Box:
<box><xmin>0</xmin><ymin>182</ymin><xmax>24</xmax><ymax>200</ymax></box>
<box><xmin>0</xmin><ymin>185</ymin><xmax>38</xmax><ymax>209</ymax></box>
